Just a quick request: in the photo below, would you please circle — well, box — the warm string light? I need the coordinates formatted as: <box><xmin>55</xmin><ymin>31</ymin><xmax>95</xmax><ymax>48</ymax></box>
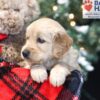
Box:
<box><xmin>52</xmin><ymin>5</ymin><xmax>58</xmax><ymax>11</ymax></box>
<box><xmin>80</xmin><ymin>47</ymin><xmax>85</xmax><ymax>50</ymax></box>
<box><xmin>69</xmin><ymin>13</ymin><xmax>74</xmax><ymax>19</ymax></box>
<box><xmin>68</xmin><ymin>13</ymin><xmax>76</xmax><ymax>27</ymax></box>
<box><xmin>70</xmin><ymin>21</ymin><xmax>76</xmax><ymax>27</ymax></box>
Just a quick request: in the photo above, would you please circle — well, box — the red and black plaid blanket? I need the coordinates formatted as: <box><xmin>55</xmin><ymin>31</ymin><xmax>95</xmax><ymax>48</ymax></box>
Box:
<box><xmin>0</xmin><ymin>33</ymin><xmax>83</xmax><ymax>100</ymax></box>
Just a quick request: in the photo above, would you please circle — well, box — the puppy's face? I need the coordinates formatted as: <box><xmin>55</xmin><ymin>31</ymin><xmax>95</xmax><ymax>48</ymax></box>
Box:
<box><xmin>21</xmin><ymin>27</ymin><xmax>53</xmax><ymax>65</ymax></box>
<box><xmin>21</xmin><ymin>18</ymin><xmax>73</xmax><ymax>66</ymax></box>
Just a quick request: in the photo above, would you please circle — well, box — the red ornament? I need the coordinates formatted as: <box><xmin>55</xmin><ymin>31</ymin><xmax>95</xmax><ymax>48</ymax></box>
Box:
<box><xmin>0</xmin><ymin>33</ymin><xmax>8</xmax><ymax>41</ymax></box>
<box><xmin>0</xmin><ymin>45</ymin><xmax>2</xmax><ymax>53</ymax></box>
<box><xmin>0</xmin><ymin>61</ymin><xmax>9</xmax><ymax>67</ymax></box>
<box><xmin>72</xmin><ymin>96</ymin><xmax>78</xmax><ymax>100</ymax></box>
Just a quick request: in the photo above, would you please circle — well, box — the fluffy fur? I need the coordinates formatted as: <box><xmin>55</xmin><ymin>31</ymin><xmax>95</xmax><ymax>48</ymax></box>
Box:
<box><xmin>0</xmin><ymin>0</ymin><xmax>40</xmax><ymax>63</ymax></box>
<box><xmin>0</xmin><ymin>0</ymin><xmax>40</xmax><ymax>34</ymax></box>
<box><xmin>22</xmin><ymin>18</ymin><xmax>81</xmax><ymax>87</ymax></box>
<box><xmin>0</xmin><ymin>10</ymin><xmax>24</xmax><ymax>35</ymax></box>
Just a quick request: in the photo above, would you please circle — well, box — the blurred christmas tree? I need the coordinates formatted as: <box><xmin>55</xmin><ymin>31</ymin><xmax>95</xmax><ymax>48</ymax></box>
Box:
<box><xmin>37</xmin><ymin>0</ymin><xmax>100</xmax><ymax>99</ymax></box>
<box><xmin>38</xmin><ymin>0</ymin><xmax>100</xmax><ymax>71</ymax></box>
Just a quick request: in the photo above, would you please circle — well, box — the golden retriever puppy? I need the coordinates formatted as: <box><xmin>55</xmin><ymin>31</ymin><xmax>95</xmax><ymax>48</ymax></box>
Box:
<box><xmin>21</xmin><ymin>18</ymin><xmax>81</xmax><ymax>87</ymax></box>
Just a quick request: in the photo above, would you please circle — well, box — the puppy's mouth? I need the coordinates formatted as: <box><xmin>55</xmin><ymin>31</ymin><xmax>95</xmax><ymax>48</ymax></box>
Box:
<box><xmin>21</xmin><ymin>51</ymin><xmax>43</xmax><ymax>65</ymax></box>
<box><xmin>23</xmin><ymin>57</ymin><xmax>42</xmax><ymax>65</ymax></box>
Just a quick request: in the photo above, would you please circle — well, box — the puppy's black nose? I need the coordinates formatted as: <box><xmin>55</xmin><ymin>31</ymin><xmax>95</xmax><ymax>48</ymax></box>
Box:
<box><xmin>22</xmin><ymin>50</ymin><xmax>30</xmax><ymax>58</ymax></box>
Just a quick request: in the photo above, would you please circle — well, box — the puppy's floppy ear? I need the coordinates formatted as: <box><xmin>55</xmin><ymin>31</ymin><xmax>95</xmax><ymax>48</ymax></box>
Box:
<box><xmin>53</xmin><ymin>33</ymin><xmax>73</xmax><ymax>59</ymax></box>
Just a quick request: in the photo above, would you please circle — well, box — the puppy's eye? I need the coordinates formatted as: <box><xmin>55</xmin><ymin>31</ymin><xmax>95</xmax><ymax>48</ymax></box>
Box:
<box><xmin>37</xmin><ymin>37</ymin><xmax>46</xmax><ymax>43</ymax></box>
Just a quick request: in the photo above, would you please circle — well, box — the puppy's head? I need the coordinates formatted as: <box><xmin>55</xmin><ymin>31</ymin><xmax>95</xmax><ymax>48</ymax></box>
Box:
<box><xmin>21</xmin><ymin>18</ymin><xmax>73</xmax><ymax>65</ymax></box>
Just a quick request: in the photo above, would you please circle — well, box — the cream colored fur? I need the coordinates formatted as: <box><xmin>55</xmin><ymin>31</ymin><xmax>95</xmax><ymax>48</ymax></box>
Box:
<box><xmin>21</xmin><ymin>18</ymin><xmax>81</xmax><ymax>87</ymax></box>
<box><xmin>0</xmin><ymin>0</ymin><xmax>40</xmax><ymax>34</ymax></box>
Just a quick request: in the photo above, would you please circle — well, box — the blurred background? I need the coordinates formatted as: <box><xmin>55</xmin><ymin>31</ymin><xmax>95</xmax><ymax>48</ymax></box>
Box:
<box><xmin>37</xmin><ymin>0</ymin><xmax>100</xmax><ymax>99</ymax></box>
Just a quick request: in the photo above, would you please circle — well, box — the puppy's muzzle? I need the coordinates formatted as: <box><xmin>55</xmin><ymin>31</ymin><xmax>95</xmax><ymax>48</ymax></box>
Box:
<box><xmin>22</xmin><ymin>50</ymin><xmax>30</xmax><ymax>58</ymax></box>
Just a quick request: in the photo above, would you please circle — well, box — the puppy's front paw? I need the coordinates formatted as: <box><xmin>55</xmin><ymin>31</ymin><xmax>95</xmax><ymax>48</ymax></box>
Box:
<box><xmin>31</xmin><ymin>68</ymin><xmax>48</xmax><ymax>83</ymax></box>
<box><xmin>50</xmin><ymin>65</ymin><xmax>70</xmax><ymax>87</ymax></box>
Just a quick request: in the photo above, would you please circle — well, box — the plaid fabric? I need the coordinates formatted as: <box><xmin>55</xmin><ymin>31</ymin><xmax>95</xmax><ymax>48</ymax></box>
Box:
<box><xmin>0</xmin><ymin>34</ymin><xmax>84</xmax><ymax>100</ymax></box>
<box><xmin>0</xmin><ymin>58</ymin><xmax>83</xmax><ymax>100</ymax></box>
